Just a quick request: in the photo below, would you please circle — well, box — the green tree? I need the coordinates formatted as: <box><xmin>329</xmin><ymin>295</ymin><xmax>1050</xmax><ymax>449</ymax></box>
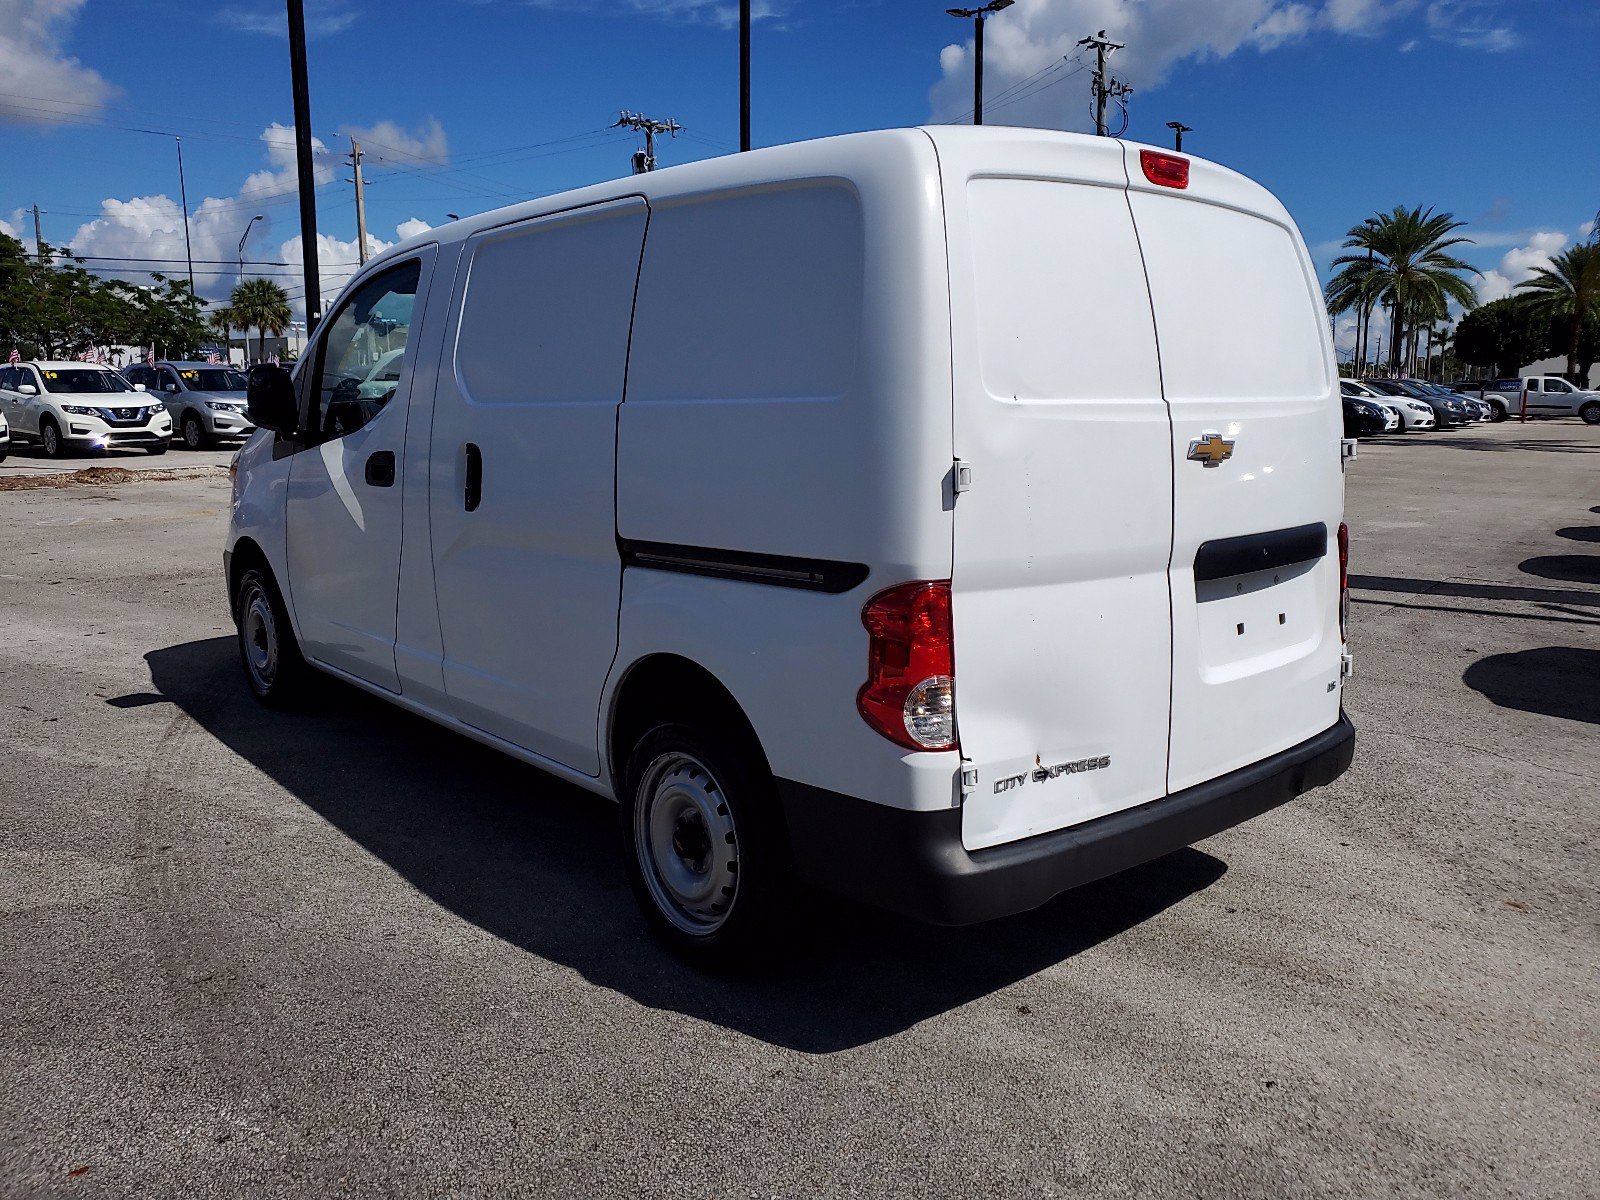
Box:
<box><xmin>229</xmin><ymin>278</ymin><xmax>293</xmax><ymax>363</ymax></box>
<box><xmin>1515</xmin><ymin>243</ymin><xmax>1600</xmax><ymax>382</ymax></box>
<box><xmin>1325</xmin><ymin>205</ymin><xmax>1480</xmax><ymax>374</ymax></box>
<box><xmin>1452</xmin><ymin>297</ymin><xmax>1550</xmax><ymax>377</ymax></box>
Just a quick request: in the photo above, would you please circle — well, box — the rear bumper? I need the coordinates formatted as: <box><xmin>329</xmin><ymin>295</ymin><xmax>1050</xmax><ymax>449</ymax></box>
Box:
<box><xmin>777</xmin><ymin>712</ymin><xmax>1355</xmax><ymax>926</ymax></box>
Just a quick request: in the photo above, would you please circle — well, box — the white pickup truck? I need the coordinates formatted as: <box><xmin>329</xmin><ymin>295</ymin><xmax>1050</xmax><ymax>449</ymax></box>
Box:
<box><xmin>1467</xmin><ymin>376</ymin><xmax>1600</xmax><ymax>423</ymax></box>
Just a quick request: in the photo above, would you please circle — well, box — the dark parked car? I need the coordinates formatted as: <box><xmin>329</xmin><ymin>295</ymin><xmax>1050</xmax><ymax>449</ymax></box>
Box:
<box><xmin>1343</xmin><ymin>394</ymin><xmax>1398</xmax><ymax>437</ymax></box>
<box><xmin>1365</xmin><ymin>378</ymin><xmax>1468</xmax><ymax>427</ymax></box>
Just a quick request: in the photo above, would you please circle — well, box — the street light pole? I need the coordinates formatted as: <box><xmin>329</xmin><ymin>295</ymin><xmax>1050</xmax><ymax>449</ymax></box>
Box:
<box><xmin>286</xmin><ymin>0</ymin><xmax>323</xmax><ymax>329</ymax></box>
<box><xmin>740</xmin><ymin>0</ymin><xmax>751</xmax><ymax>151</ymax></box>
<box><xmin>175</xmin><ymin>137</ymin><xmax>195</xmax><ymax>293</ymax></box>
<box><xmin>1165</xmin><ymin>121</ymin><xmax>1191</xmax><ymax>152</ymax></box>
<box><xmin>238</xmin><ymin>214</ymin><xmax>265</xmax><ymax>281</ymax></box>
<box><xmin>946</xmin><ymin>1</ymin><xmax>1014</xmax><ymax>126</ymax></box>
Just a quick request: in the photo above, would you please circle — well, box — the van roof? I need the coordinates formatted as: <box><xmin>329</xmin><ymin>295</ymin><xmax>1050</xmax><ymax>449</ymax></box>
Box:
<box><xmin>362</xmin><ymin>126</ymin><xmax>1291</xmax><ymax>278</ymax></box>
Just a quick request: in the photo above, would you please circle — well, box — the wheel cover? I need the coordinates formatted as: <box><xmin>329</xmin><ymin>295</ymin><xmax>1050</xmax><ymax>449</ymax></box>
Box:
<box><xmin>633</xmin><ymin>751</ymin><xmax>740</xmax><ymax>936</ymax></box>
<box><xmin>240</xmin><ymin>581</ymin><xmax>279</xmax><ymax>691</ymax></box>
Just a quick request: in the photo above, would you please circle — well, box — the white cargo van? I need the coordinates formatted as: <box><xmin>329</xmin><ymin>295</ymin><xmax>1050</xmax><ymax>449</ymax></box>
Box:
<box><xmin>229</xmin><ymin>128</ymin><xmax>1355</xmax><ymax>958</ymax></box>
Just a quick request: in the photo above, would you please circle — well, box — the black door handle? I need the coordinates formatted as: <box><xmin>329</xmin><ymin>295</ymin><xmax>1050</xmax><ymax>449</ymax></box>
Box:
<box><xmin>464</xmin><ymin>443</ymin><xmax>482</xmax><ymax>512</ymax></box>
<box><xmin>364</xmin><ymin>450</ymin><xmax>396</xmax><ymax>487</ymax></box>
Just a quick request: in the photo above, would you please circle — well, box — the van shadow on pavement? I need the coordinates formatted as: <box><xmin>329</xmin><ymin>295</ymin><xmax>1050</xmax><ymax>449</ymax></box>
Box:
<box><xmin>1555</xmin><ymin>526</ymin><xmax>1600</xmax><ymax>544</ymax></box>
<box><xmin>1463</xmin><ymin>647</ymin><xmax>1600</xmax><ymax>726</ymax></box>
<box><xmin>144</xmin><ymin>637</ymin><xmax>1225</xmax><ymax>1054</ymax></box>
<box><xmin>1519</xmin><ymin>555</ymin><xmax>1600</xmax><ymax>586</ymax></box>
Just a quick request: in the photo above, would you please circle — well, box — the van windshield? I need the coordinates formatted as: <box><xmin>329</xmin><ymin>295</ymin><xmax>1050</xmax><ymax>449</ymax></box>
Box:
<box><xmin>41</xmin><ymin>369</ymin><xmax>133</xmax><ymax>394</ymax></box>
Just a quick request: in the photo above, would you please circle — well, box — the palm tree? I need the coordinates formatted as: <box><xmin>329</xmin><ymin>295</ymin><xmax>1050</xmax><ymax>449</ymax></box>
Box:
<box><xmin>1515</xmin><ymin>243</ymin><xmax>1600</xmax><ymax>381</ymax></box>
<box><xmin>229</xmin><ymin>278</ymin><xmax>293</xmax><ymax>363</ymax></box>
<box><xmin>209</xmin><ymin>303</ymin><xmax>239</xmax><ymax>359</ymax></box>
<box><xmin>1325</xmin><ymin>205</ymin><xmax>1479</xmax><ymax>374</ymax></box>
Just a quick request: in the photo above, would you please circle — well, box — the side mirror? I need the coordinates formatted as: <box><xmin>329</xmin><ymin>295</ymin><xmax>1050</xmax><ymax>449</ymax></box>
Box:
<box><xmin>247</xmin><ymin>364</ymin><xmax>299</xmax><ymax>434</ymax></box>
<box><xmin>17</xmin><ymin>384</ymin><xmax>37</xmax><ymax>396</ymax></box>
<box><xmin>164</xmin><ymin>382</ymin><xmax>179</xmax><ymax>393</ymax></box>
<box><xmin>132</xmin><ymin>383</ymin><xmax>147</xmax><ymax>392</ymax></box>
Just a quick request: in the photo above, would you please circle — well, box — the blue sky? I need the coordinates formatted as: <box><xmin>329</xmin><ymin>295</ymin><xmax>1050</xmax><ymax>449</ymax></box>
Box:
<box><xmin>2</xmin><ymin>0</ymin><xmax>1596</xmax><ymax>344</ymax></box>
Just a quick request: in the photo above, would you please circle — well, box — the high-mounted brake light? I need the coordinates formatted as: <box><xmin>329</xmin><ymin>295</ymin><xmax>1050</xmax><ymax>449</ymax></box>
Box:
<box><xmin>1337</xmin><ymin>522</ymin><xmax>1350</xmax><ymax>643</ymax></box>
<box><xmin>857</xmin><ymin>581</ymin><xmax>957</xmax><ymax>752</ymax></box>
<box><xmin>1140</xmin><ymin>149</ymin><xmax>1190</xmax><ymax>190</ymax></box>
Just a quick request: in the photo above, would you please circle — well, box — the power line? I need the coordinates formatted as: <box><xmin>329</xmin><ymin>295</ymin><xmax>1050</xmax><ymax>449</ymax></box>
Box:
<box><xmin>1076</xmin><ymin>30</ymin><xmax>1130</xmax><ymax>137</ymax></box>
<box><xmin>613</xmin><ymin>112</ymin><xmax>682</xmax><ymax>174</ymax></box>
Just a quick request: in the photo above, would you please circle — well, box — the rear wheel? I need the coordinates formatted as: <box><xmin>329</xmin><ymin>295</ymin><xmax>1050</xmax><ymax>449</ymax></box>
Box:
<box><xmin>1580</xmin><ymin>402</ymin><xmax>1600</xmax><ymax>426</ymax></box>
<box><xmin>1489</xmin><ymin>401</ymin><xmax>1508</xmax><ymax>423</ymax></box>
<box><xmin>234</xmin><ymin>565</ymin><xmax>308</xmax><ymax>707</ymax></box>
<box><xmin>620</xmin><ymin>722</ymin><xmax>790</xmax><ymax>964</ymax></box>
<box><xmin>39</xmin><ymin>418</ymin><xmax>66</xmax><ymax>458</ymax></box>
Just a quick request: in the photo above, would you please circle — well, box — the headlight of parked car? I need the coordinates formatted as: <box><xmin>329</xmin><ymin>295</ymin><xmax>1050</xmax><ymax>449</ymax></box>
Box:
<box><xmin>61</xmin><ymin>404</ymin><xmax>98</xmax><ymax>416</ymax></box>
<box><xmin>205</xmin><ymin>400</ymin><xmax>240</xmax><ymax>412</ymax></box>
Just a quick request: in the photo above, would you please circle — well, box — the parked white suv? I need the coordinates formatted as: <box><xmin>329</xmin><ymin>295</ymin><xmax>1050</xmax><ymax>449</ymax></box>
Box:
<box><xmin>227</xmin><ymin>128</ymin><xmax>1355</xmax><ymax>959</ymax></box>
<box><xmin>0</xmin><ymin>361</ymin><xmax>172</xmax><ymax>456</ymax></box>
<box><xmin>123</xmin><ymin>361</ymin><xmax>254</xmax><ymax>449</ymax></box>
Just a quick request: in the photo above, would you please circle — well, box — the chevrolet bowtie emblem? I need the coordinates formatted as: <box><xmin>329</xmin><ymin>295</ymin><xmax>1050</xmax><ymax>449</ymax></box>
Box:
<box><xmin>1187</xmin><ymin>432</ymin><xmax>1235</xmax><ymax>467</ymax></box>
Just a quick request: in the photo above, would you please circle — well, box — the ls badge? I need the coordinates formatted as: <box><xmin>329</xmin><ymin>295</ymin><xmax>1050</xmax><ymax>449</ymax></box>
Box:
<box><xmin>1187</xmin><ymin>432</ymin><xmax>1235</xmax><ymax>467</ymax></box>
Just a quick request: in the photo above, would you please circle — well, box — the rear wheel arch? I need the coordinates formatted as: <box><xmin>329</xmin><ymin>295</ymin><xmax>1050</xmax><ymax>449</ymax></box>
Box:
<box><xmin>607</xmin><ymin>654</ymin><xmax>772</xmax><ymax>793</ymax></box>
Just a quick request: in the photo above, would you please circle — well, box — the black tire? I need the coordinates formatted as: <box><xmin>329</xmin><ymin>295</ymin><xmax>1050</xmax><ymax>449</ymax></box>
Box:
<box><xmin>619</xmin><ymin>721</ymin><xmax>792</xmax><ymax>964</ymax></box>
<box><xmin>181</xmin><ymin>411</ymin><xmax>208</xmax><ymax>450</ymax></box>
<box><xmin>1489</xmin><ymin>401</ymin><xmax>1509</xmax><ymax>423</ymax></box>
<box><xmin>234</xmin><ymin>565</ymin><xmax>309</xmax><ymax>707</ymax></box>
<box><xmin>1580</xmin><ymin>402</ymin><xmax>1600</xmax><ymax>426</ymax></box>
<box><xmin>39</xmin><ymin>418</ymin><xmax>67</xmax><ymax>458</ymax></box>
<box><xmin>146</xmin><ymin>440</ymin><xmax>169</xmax><ymax>456</ymax></box>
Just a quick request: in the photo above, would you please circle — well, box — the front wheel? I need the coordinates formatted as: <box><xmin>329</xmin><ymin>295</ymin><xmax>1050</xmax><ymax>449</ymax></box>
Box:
<box><xmin>620</xmin><ymin>722</ymin><xmax>791</xmax><ymax>964</ymax></box>
<box><xmin>234</xmin><ymin>565</ymin><xmax>309</xmax><ymax>707</ymax></box>
<box><xmin>181</xmin><ymin>412</ymin><xmax>207</xmax><ymax>450</ymax></box>
<box><xmin>146</xmin><ymin>440</ymin><xmax>169</xmax><ymax>456</ymax></box>
<box><xmin>1580</xmin><ymin>402</ymin><xmax>1600</xmax><ymax>426</ymax></box>
<box><xmin>39</xmin><ymin>419</ymin><xmax>66</xmax><ymax>458</ymax></box>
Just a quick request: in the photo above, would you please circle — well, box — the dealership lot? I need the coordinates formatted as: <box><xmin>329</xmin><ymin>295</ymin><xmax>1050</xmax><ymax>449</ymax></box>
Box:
<box><xmin>0</xmin><ymin>423</ymin><xmax>1595</xmax><ymax>1198</ymax></box>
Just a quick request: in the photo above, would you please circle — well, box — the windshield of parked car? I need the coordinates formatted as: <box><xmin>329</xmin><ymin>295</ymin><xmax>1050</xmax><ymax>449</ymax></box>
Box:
<box><xmin>1364</xmin><ymin>380</ymin><xmax>1404</xmax><ymax>395</ymax></box>
<box><xmin>178</xmin><ymin>368</ymin><xmax>247</xmax><ymax>391</ymax></box>
<box><xmin>40</xmin><ymin>369</ymin><xmax>134</xmax><ymax>394</ymax></box>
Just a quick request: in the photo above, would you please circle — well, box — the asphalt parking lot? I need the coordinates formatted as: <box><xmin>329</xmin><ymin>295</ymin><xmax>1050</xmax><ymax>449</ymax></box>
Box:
<box><xmin>1</xmin><ymin>421</ymin><xmax>1595</xmax><ymax>1198</ymax></box>
<box><xmin>0</xmin><ymin>442</ymin><xmax>239</xmax><ymax>480</ymax></box>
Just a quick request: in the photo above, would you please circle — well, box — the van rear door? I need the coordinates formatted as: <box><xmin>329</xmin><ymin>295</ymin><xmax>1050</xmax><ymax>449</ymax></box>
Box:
<box><xmin>938</xmin><ymin>133</ymin><xmax>1174</xmax><ymax>853</ymax></box>
<box><xmin>1123</xmin><ymin>147</ymin><xmax>1345</xmax><ymax>793</ymax></box>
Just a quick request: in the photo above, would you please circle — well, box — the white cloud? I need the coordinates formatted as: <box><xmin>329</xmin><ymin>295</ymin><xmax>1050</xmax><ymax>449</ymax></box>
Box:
<box><xmin>0</xmin><ymin>213</ymin><xmax>19</xmax><ymax>239</ymax></box>
<box><xmin>1425</xmin><ymin>0</ymin><xmax>1517</xmax><ymax>51</ymax></box>
<box><xmin>929</xmin><ymin>0</ymin><xmax>1514</xmax><ymax>126</ymax></box>
<box><xmin>215</xmin><ymin>1</ymin><xmax>358</xmax><ymax>37</ymax></box>
<box><xmin>64</xmin><ymin>124</ymin><xmax>434</xmax><ymax>319</ymax></box>
<box><xmin>517</xmin><ymin>0</ymin><xmax>786</xmax><ymax>28</ymax></box>
<box><xmin>1475</xmin><ymin>230</ymin><xmax>1568</xmax><ymax>304</ymax></box>
<box><xmin>395</xmin><ymin>218</ymin><xmax>432</xmax><ymax>241</ymax></box>
<box><xmin>0</xmin><ymin>0</ymin><xmax>116</xmax><ymax>126</ymax></box>
<box><xmin>341</xmin><ymin>118</ymin><xmax>450</xmax><ymax>166</ymax></box>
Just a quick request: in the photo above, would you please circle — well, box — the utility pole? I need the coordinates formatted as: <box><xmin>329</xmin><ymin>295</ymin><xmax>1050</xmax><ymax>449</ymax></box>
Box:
<box><xmin>946</xmin><ymin>2</ymin><xmax>1014</xmax><ymax>126</ymax></box>
<box><xmin>740</xmin><ymin>0</ymin><xmax>751</xmax><ymax>151</ymax></box>
<box><xmin>349</xmin><ymin>138</ymin><xmax>369</xmax><ymax>265</ymax></box>
<box><xmin>1076</xmin><ymin>30</ymin><xmax>1127</xmax><ymax>136</ymax></box>
<box><xmin>286</xmin><ymin>0</ymin><xmax>323</xmax><ymax>328</ymax></box>
<box><xmin>614</xmin><ymin>111</ymin><xmax>682</xmax><ymax>173</ymax></box>
<box><xmin>1165</xmin><ymin>121</ymin><xmax>1191</xmax><ymax>151</ymax></box>
<box><xmin>175</xmin><ymin>137</ymin><xmax>195</xmax><ymax>292</ymax></box>
<box><xmin>32</xmin><ymin>205</ymin><xmax>44</xmax><ymax>262</ymax></box>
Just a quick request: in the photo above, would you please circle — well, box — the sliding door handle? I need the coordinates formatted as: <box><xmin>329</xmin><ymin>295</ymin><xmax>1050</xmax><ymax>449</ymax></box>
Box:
<box><xmin>364</xmin><ymin>450</ymin><xmax>396</xmax><ymax>487</ymax></box>
<box><xmin>464</xmin><ymin>442</ymin><xmax>482</xmax><ymax>512</ymax></box>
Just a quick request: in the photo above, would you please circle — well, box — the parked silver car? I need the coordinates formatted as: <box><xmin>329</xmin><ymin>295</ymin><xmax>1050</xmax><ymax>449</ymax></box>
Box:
<box><xmin>122</xmin><ymin>361</ymin><xmax>254</xmax><ymax>449</ymax></box>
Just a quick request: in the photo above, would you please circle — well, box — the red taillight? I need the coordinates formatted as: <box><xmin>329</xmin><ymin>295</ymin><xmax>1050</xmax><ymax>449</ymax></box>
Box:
<box><xmin>1140</xmin><ymin>149</ymin><xmax>1190</xmax><ymax>189</ymax></box>
<box><xmin>857</xmin><ymin>581</ymin><xmax>957</xmax><ymax>752</ymax></box>
<box><xmin>1337</xmin><ymin>522</ymin><xmax>1350</xmax><ymax>642</ymax></box>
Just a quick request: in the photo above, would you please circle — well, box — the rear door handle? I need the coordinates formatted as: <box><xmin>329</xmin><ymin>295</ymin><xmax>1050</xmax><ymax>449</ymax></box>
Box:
<box><xmin>364</xmin><ymin>450</ymin><xmax>396</xmax><ymax>487</ymax></box>
<box><xmin>464</xmin><ymin>442</ymin><xmax>482</xmax><ymax>512</ymax></box>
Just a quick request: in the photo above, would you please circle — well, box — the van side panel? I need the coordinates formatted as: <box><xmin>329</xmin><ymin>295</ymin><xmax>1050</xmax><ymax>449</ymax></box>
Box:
<box><xmin>430</xmin><ymin>198</ymin><xmax>648</xmax><ymax>776</ymax></box>
<box><xmin>935</xmin><ymin>132</ymin><xmax>1176</xmax><ymax>853</ymax></box>
<box><xmin>613</xmin><ymin>138</ymin><xmax>957</xmax><ymax>810</ymax></box>
<box><xmin>1124</xmin><ymin>150</ymin><xmax>1345</xmax><ymax>793</ymax></box>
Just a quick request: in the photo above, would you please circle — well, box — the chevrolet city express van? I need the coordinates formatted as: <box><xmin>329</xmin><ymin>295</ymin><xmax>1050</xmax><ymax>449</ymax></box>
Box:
<box><xmin>230</xmin><ymin>128</ymin><xmax>1355</xmax><ymax>959</ymax></box>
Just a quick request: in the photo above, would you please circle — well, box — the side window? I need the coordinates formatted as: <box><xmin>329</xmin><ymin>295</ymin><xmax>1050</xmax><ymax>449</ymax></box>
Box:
<box><xmin>312</xmin><ymin>260</ymin><xmax>421</xmax><ymax>440</ymax></box>
<box><xmin>0</xmin><ymin>368</ymin><xmax>14</xmax><ymax>390</ymax></box>
<box><xmin>1526</xmin><ymin>379</ymin><xmax>1540</xmax><ymax>391</ymax></box>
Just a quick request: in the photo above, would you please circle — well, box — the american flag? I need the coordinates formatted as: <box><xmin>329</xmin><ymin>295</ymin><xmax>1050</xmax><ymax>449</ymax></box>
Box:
<box><xmin>207</xmin><ymin>352</ymin><xmax>222</xmax><ymax>364</ymax></box>
<box><xmin>6</xmin><ymin>348</ymin><xmax>18</xmax><ymax>365</ymax></box>
<box><xmin>145</xmin><ymin>348</ymin><xmax>156</xmax><ymax>367</ymax></box>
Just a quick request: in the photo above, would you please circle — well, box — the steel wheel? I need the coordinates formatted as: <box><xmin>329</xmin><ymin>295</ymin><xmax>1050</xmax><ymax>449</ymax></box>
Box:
<box><xmin>239</xmin><ymin>576</ymin><xmax>280</xmax><ymax>694</ymax></box>
<box><xmin>633</xmin><ymin>751</ymin><xmax>740</xmax><ymax>936</ymax></box>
